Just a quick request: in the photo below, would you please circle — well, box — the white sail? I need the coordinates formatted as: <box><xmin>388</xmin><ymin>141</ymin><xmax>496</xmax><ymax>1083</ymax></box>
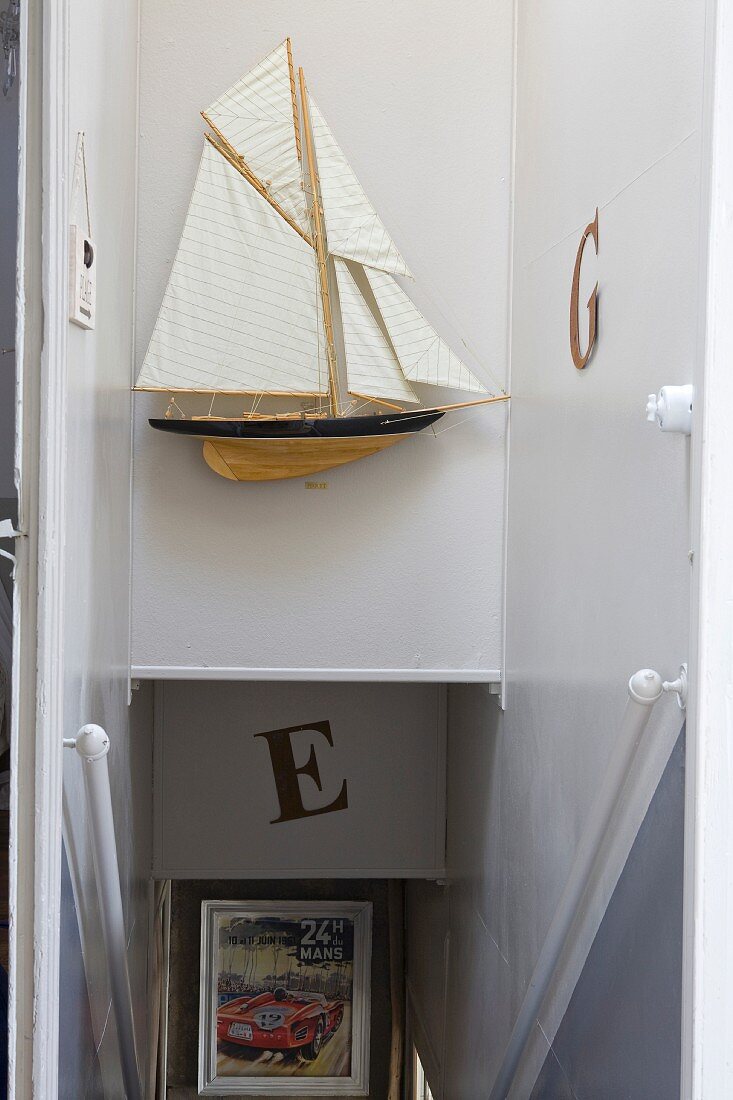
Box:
<box><xmin>135</xmin><ymin>143</ymin><xmax>327</xmax><ymax>395</ymax></box>
<box><xmin>308</xmin><ymin>95</ymin><xmax>412</xmax><ymax>278</ymax></box>
<box><xmin>334</xmin><ymin>260</ymin><xmax>418</xmax><ymax>405</ymax></box>
<box><xmin>204</xmin><ymin>41</ymin><xmax>308</xmax><ymax>233</ymax></box>
<box><xmin>364</xmin><ymin>268</ymin><xmax>488</xmax><ymax>394</ymax></box>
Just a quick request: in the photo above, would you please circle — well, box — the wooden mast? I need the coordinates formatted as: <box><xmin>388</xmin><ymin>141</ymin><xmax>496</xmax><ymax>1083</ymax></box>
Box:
<box><xmin>201</xmin><ymin>116</ymin><xmax>313</xmax><ymax>247</ymax></box>
<box><xmin>428</xmin><ymin>394</ymin><xmax>511</xmax><ymax>412</ymax></box>
<box><xmin>286</xmin><ymin>38</ymin><xmax>302</xmax><ymax>162</ymax></box>
<box><xmin>298</xmin><ymin>67</ymin><xmax>341</xmax><ymax>417</ymax></box>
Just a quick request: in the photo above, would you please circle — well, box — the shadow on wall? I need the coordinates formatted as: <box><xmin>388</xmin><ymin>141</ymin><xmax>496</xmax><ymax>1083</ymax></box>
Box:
<box><xmin>531</xmin><ymin>728</ymin><xmax>685</xmax><ymax>1100</ymax></box>
<box><xmin>58</xmin><ymin>844</ymin><xmax>103</xmax><ymax>1100</ymax></box>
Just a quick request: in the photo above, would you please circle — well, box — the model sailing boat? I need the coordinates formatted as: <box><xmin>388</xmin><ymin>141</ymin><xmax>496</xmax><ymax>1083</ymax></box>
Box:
<box><xmin>135</xmin><ymin>40</ymin><xmax>509</xmax><ymax>481</ymax></box>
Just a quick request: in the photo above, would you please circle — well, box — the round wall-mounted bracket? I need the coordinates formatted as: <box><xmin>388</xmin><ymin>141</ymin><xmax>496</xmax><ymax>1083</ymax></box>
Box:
<box><xmin>646</xmin><ymin>384</ymin><xmax>693</xmax><ymax>434</ymax></box>
<box><xmin>64</xmin><ymin>723</ymin><xmax>111</xmax><ymax>761</ymax></box>
<box><xmin>662</xmin><ymin>663</ymin><xmax>688</xmax><ymax>710</ymax></box>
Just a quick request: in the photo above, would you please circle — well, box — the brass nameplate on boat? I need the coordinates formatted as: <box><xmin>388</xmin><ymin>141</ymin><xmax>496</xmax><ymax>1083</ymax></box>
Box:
<box><xmin>305</xmin><ymin>481</ymin><xmax>328</xmax><ymax>489</ymax></box>
<box><xmin>570</xmin><ymin>208</ymin><xmax>599</xmax><ymax>370</ymax></box>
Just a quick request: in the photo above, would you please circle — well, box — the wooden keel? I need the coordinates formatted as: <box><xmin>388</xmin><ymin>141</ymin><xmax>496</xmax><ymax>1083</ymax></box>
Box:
<box><xmin>202</xmin><ymin>434</ymin><xmax>412</xmax><ymax>481</ymax></box>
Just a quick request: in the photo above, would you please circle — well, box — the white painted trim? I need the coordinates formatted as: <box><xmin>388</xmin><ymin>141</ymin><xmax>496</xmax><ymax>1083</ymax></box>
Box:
<box><xmin>9</xmin><ymin>0</ymin><xmax>68</xmax><ymax>1094</ymax></box>
<box><xmin>155</xmin><ymin>867</ymin><xmax>448</xmax><ymax>880</ymax></box>
<box><xmin>30</xmin><ymin>0</ymin><xmax>69</xmax><ymax>1082</ymax></box>
<box><xmin>126</xmin><ymin>0</ymin><xmax>142</xmax><ymax>708</ymax></box>
<box><xmin>682</xmin><ymin>0</ymin><xmax>733</xmax><ymax>1093</ymax></box>
<box><xmin>132</xmin><ymin>665</ymin><xmax>502</xmax><ymax>684</ymax></box>
<box><xmin>7</xmin><ymin>0</ymin><xmax>41</xmax><ymax>1089</ymax></box>
<box><xmin>498</xmin><ymin>0</ymin><xmax>519</xmax><ymax>713</ymax></box>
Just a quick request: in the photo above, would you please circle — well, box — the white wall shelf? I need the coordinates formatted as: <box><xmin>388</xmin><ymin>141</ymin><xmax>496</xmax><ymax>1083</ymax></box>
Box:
<box><xmin>132</xmin><ymin>665</ymin><xmax>502</xmax><ymax>684</ymax></box>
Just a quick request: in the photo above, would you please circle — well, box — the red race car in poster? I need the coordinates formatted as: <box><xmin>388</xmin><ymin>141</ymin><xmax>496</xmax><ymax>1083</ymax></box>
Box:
<box><xmin>217</xmin><ymin>988</ymin><xmax>345</xmax><ymax>1062</ymax></box>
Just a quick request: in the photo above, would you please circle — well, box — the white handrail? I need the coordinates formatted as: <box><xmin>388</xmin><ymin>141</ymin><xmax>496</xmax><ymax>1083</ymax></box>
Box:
<box><xmin>64</xmin><ymin>725</ymin><xmax>142</xmax><ymax>1100</ymax></box>
<box><xmin>488</xmin><ymin>668</ymin><xmax>670</xmax><ymax>1100</ymax></box>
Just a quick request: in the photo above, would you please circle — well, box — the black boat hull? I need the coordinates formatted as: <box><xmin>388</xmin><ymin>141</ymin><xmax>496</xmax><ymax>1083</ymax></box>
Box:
<box><xmin>149</xmin><ymin>408</ymin><xmax>445</xmax><ymax>440</ymax></box>
<box><xmin>149</xmin><ymin>409</ymin><xmax>445</xmax><ymax>481</ymax></box>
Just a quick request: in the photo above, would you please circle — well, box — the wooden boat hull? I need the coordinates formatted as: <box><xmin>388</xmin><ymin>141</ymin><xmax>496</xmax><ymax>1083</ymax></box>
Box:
<box><xmin>202</xmin><ymin>434</ymin><xmax>410</xmax><ymax>480</ymax></box>
<box><xmin>149</xmin><ymin>409</ymin><xmax>445</xmax><ymax>481</ymax></box>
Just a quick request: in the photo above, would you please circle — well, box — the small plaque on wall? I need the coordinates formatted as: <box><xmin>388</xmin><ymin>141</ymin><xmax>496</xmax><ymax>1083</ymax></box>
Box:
<box><xmin>198</xmin><ymin>900</ymin><xmax>372</xmax><ymax>1095</ymax></box>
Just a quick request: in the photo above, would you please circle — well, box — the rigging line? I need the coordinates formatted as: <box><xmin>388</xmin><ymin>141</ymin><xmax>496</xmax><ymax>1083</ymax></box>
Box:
<box><xmin>430</xmin><ymin>410</ymin><xmax>487</xmax><ymax>435</ymax></box>
<box><xmin>339</xmin><ymin>397</ymin><xmax>373</xmax><ymax>417</ymax></box>
<box><xmin>351</xmin><ymin>400</ymin><xmax>373</xmax><ymax>415</ymax></box>
<box><xmin>526</xmin><ymin>129</ymin><xmax>697</xmax><ymax>269</ymax></box>
<box><xmin>170</xmin><ymin>395</ymin><xmax>188</xmax><ymax>419</ymax></box>
<box><xmin>80</xmin><ymin>132</ymin><xmax>92</xmax><ymax>238</ymax></box>
<box><xmin>202</xmin><ymin>130</ymin><xmax>313</xmax><ymax>247</ymax></box>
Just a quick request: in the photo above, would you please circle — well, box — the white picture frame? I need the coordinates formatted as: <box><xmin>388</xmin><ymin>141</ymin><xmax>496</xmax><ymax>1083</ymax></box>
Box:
<box><xmin>198</xmin><ymin>900</ymin><xmax>372</xmax><ymax>1095</ymax></box>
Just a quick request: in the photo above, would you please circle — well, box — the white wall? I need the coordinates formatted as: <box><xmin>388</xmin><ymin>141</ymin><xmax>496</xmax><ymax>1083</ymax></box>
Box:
<box><xmin>131</xmin><ymin>0</ymin><xmax>513</xmax><ymax>679</ymax></box>
<box><xmin>58</xmin><ymin>0</ymin><xmax>153</xmax><ymax>1094</ymax></box>
<box><xmin>407</xmin><ymin>0</ymin><xmax>705</xmax><ymax>1094</ymax></box>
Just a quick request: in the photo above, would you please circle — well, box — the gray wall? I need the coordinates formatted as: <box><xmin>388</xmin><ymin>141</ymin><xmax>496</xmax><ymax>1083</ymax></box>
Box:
<box><xmin>166</xmin><ymin>880</ymin><xmax>394</xmax><ymax>1100</ymax></box>
<box><xmin>59</xmin><ymin>845</ymin><xmax>103</xmax><ymax>1100</ymax></box>
<box><xmin>529</xmin><ymin>731</ymin><xmax>685</xmax><ymax>1100</ymax></box>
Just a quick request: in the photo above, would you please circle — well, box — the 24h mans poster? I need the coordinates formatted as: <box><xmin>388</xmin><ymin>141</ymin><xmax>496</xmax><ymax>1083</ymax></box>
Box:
<box><xmin>199</xmin><ymin>901</ymin><xmax>372</xmax><ymax>1095</ymax></box>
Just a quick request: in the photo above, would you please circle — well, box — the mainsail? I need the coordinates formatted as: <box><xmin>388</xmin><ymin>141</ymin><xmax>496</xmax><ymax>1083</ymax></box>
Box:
<box><xmin>307</xmin><ymin>94</ymin><xmax>412</xmax><ymax>279</ymax></box>
<box><xmin>135</xmin><ymin>143</ymin><xmax>326</xmax><ymax>395</ymax></box>
<box><xmin>333</xmin><ymin>259</ymin><xmax>418</xmax><ymax>404</ymax></box>
<box><xmin>364</xmin><ymin>267</ymin><xmax>488</xmax><ymax>394</ymax></box>
<box><xmin>203</xmin><ymin>41</ymin><xmax>309</xmax><ymax>234</ymax></box>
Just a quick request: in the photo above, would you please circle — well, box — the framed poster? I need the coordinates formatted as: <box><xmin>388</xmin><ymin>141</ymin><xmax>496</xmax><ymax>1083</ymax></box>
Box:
<box><xmin>198</xmin><ymin>901</ymin><xmax>372</xmax><ymax>1095</ymax></box>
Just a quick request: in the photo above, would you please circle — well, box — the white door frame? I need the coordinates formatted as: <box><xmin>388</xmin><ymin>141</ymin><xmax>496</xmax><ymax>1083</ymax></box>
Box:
<box><xmin>682</xmin><ymin>0</ymin><xmax>733</xmax><ymax>1096</ymax></box>
<box><xmin>8</xmin><ymin>0</ymin><xmax>68</xmax><ymax>1094</ymax></box>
